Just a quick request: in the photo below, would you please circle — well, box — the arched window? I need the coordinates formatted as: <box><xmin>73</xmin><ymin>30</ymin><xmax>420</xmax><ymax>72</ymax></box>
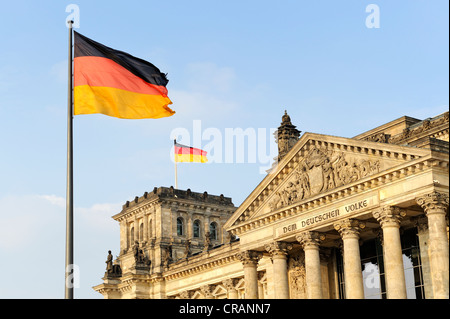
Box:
<box><xmin>209</xmin><ymin>222</ymin><xmax>218</xmax><ymax>240</ymax></box>
<box><xmin>177</xmin><ymin>217</ymin><xmax>184</xmax><ymax>236</ymax></box>
<box><xmin>139</xmin><ymin>223</ymin><xmax>144</xmax><ymax>241</ymax></box>
<box><xmin>193</xmin><ymin>220</ymin><xmax>201</xmax><ymax>238</ymax></box>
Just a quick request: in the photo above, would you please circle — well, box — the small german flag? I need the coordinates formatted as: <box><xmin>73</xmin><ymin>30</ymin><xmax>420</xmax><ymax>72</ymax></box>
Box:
<box><xmin>174</xmin><ymin>141</ymin><xmax>208</xmax><ymax>163</ymax></box>
<box><xmin>73</xmin><ymin>31</ymin><xmax>175</xmax><ymax>119</ymax></box>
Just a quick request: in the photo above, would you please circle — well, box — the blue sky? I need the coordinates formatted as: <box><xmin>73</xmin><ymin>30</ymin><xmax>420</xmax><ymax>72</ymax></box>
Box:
<box><xmin>0</xmin><ymin>1</ymin><xmax>448</xmax><ymax>298</ymax></box>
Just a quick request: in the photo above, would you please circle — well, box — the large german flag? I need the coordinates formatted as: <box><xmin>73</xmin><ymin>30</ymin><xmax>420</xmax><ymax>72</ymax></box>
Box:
<box><xmin>73</xmin><ymin>31</ymin><xmax>175</xmax><ymax>119</ymax></box>
<box><xmin>174</xmin><ymin>142</ymin><xmax>208</xmax><ymax>163</ymax></box>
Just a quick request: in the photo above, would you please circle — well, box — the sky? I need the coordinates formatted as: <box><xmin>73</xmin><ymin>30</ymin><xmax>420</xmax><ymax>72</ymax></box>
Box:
<box><xmin>0</xmin><ymin>0</ymin><xmax>448</xmax><ymax>299</ymax></box>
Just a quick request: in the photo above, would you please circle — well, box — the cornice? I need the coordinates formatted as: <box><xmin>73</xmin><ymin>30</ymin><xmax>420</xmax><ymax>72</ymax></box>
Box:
<box><xmin>389</xmin><ymin>111</ymin><xmax>449</xmax><ymax>145</ymax></box>
<box><xmin>353</xmin><ymin>115</ymin><xmax>421</xmax><ymax>141</ymax></box>
<box><xmin>164</xmin><ymin>244</ymin><xmax>241</xmax><ymax>281</ymax></box>
<box><xmin>355</xmin><ymin>111</ymin><xmax>449</xmax><ymax>145</ymax></box>
<box><xmin>92</xmin><ymin>283</ymin><xmax>120</xmax><ymax>294</ymax></box>
<box><xmin>113</xmin><ymin>191</ymin><xmax>236</xmax><ymax>222</ymax></box>
<box><xmin>161</xmin><ymin>199</ymin><xmax>237</xmax><ymax>214</ymax></box>
<box><xmin>113</xmin><ymin>198</ymin><xmax>160</xmax><ymax>222</ymax></box>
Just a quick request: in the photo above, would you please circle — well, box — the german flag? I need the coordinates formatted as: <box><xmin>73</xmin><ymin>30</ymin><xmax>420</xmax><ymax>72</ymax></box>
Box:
<box><xmin>73</xmin><ymin>31</ymin><xmax>175</xmax><ymax>119</ymax></box>
<box><xmin>174</xmin><ymin>142</ymin><xmax>208</xmax><ymax>163</ymax></box>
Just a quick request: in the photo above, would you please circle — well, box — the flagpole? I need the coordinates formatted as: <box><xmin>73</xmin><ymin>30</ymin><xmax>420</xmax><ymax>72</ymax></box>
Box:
<box><xmin>65</xmin><ymin>19</ymin><xmax>74</xmax><ymax>299</ymax></box>
<box><xmin>174</xmin><ymin>139</ymin><xmax>178</xmax><ymax>189</ymax></box>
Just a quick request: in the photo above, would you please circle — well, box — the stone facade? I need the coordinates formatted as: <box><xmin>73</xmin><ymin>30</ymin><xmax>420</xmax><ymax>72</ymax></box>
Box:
<box><xmin>94</xmin><ymin>111</ymin><xmax>449</xmax><ymax>299</ymax></box>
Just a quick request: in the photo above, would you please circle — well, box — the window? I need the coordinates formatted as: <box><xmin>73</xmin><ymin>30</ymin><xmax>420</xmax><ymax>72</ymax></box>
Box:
<box><xmin>337</xmin><ymin>237</ymin><xmax>388</xmax><ymax>299</ymax></box>
<box><xmin>193</xmin><ymin>220</ymin><xmax>201</xmax><ymax>238</ymax></box>
<box><xmin>400</xmin><ymin>228</ymin><xmax>425</xmax><ymax>299</ymax></box>
<box><xmin>360</xmin><ymin>237</ymin><xmax>386</xmax><ymax>299</ymax></box>
<box><xmin>139</xmin><ymin>223</ymin><xmax>144</xmax><ymax>242</ymax></box>
<box><xmin>209</xmin><ymin>222</ymin><xmax>218</xmax><ymax>240</ymax></box>
<box><xmin>177</xmin><ymin>217</ymin><xmax>184</xmax><ymax>236</ymax></box>
<box><xmin>336</xmin><ymin>248</ymin><xmax>346</xmax><ymax>299</ymax></box>
<box><xmin>336</xmin><ymin>227</ymin><xmax>425</xmax><ymax>299</ymax></box>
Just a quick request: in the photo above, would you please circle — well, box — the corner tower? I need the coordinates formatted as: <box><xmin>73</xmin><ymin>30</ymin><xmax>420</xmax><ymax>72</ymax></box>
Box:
<box><xmin>94</xmin><ymin>187</ymin><xmax>236</xmax><ymax>299</ymax></box>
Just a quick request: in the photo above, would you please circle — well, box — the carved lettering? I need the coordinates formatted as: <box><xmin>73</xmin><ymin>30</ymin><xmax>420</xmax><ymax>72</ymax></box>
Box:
<box><xmin>301</xmin><ymin>209</ymin><xmax>340</xmax><ymax>227</ymax></box>
<box><xmin>344</xmin><ymin>200</ymin><xmax>368</xmax><ymax>212</ymax></box>
<box><xmin>275</xmin><ymin>196</ymin><xmax>378</xmax><ymax>237</ymax></box>
<box><xmin>283</xmin><ymin>223</ymin><xmax>297</xmax><ymax>234</ymax></box>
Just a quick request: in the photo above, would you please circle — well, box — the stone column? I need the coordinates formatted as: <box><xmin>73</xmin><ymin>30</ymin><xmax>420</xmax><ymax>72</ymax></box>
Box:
<box><xmin>201</xmin><ymin>284</ymin><xmax>215</xmax><ymax>299</ymax></box>
<box><xmin>265</xmin><ymin>242</ymin><xmax>292</xmax><ymax>299</ymax></box>
<box><xmin>328</xmin><ymin>249</ymin><xmax>340</xmax><ymax>299</ymax></box>
<box><xmin>416</xmin><ymin>191</ymin><xmax>449</xmax><ymax>299</ymax></box>
<box><xmin>373</xmin><ymin>206</ymin><xmax>407</xmax><ymax>299</ymax></box>
<box><xmin>237</xmin><ymin>250</ymin><xmax>262</xmax><ymax>299</ymax></box>
<box><xmin>187</xmin><ymin>213</ymin><xmax>193</xmax><ymax>238</ymax></box>
<box><xmin>179</xmin><ymin>290</ymin><xmax>192</xmax><ymax>299</ymax></box>
<box><xmin>334</xmin><ymin>219</ymin><xmax>366</xmax><ymax>299</ymax></box>
<box><xmin>446</xmin><ymin>215</ymin><xmax>449</xmax><ymax>242</ymax></box>
<box><xmin>151</xmin><ymin>275</ymin><xmax>166</xmax><ymax>299</ymax></box>
<box><xmin>319</xmin><ymin>250</ymin><xmax>331</xmax><ymax>299</ymax></box>
<box><xmin>203</xmin><ymin>214</ymin><xmax>210</xmax><ymax>239</ymax></box>
<box><xmin>143</xmin><ymin>214</ymin><xmax>149</xmax><ymax>243</ymax></box>
<box><xmin>119</xmin><ymin>220</ymin><xmax>127</xmax><ymax>253</ymax></box>
<box><xmin>296</xmin><ymin>231</ymin><xmax>325</xmax><ymax>299</ymax></box>
<box><xmin>414</xmin><ymin>216</ymin><xmax>433</xmax><ymax>299</ymax></box>
<box><xmin>257</xmin><ymin>272</ymin><xmax>265</xmax><ymax>299</ymax></box>
<box><xmin>134</xmin><ymin>217</ymin><xmax>139</xmax><ymax>243</ymax></box>
<box><xmin>223</xmin><ymin>279</ymin><xmax>239</xmax><ymax>299</ymax></box>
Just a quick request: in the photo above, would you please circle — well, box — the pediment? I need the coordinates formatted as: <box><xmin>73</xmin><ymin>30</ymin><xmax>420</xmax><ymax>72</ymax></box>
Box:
<box><xmin>224</xmin><ymin>132</ymin><xmax>431</xmax><ymax>231</ymax></box>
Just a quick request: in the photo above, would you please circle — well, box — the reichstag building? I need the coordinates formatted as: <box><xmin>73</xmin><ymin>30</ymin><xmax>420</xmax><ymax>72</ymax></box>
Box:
<box><xmin>94</xmin><ymin>110</ymin><xmax>449</xmax><ymax>299</ymax></box>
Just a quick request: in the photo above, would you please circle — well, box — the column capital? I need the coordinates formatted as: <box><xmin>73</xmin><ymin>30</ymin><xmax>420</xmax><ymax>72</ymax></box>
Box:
<box><xmin>237</xmin><ymin>250</ymin><xmax>263</xmax><ymax>266</ymax></box>
<box><xmin>222</xmin><ymin>278</ymin><xmax>238</xmax><ymax>291</ymax></box>
<box><xmin>200</xmin><ymin>284</ymin><xmax>215</xmax><ymax>298</ymax></box>
<box><xmin>411</xmin><ymin>215</ymin><xmax>429</xmax><ymax>233</ymax></box>
<box><xmin>179</xmin><ymin>290</ymin><xmax>193</xmax><ymax>299</ymax></box>
<box><xmin>264</xmin><ymin>241</ymin><xmax>293</xmax><ymax>258</ymax></box>
<box><xmin>334</xmin><ymin>218</ymin><xmax>366</xmax><ymax>239</ymax></box>
<box><xmin>373</xmin><ymin>206</ymin><xmax>406</xmax><ymax>228</ymax></box>
<box><xmin>416</xmin><ymin>191</ymin><xmax>449</xmax><ymax>215</ymax></box>
<box><xmin>296</xmin><ymin>231</ymin><xmax>325</xmax><ymax>250</ymax></box>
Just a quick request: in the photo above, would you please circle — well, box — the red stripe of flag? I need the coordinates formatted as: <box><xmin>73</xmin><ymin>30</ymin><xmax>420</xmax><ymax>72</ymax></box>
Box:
<box><xmin>174</xmin><ymin>143</ymin><xmax>206</xmax><ymax>156</ymax></box>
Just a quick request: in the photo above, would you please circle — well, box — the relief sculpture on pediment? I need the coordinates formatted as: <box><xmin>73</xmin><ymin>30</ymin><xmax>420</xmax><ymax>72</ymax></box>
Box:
<box><xmin>268</xmin><ymin>146</ymin><xmax>380</xmax><ymax>210</ymax></box>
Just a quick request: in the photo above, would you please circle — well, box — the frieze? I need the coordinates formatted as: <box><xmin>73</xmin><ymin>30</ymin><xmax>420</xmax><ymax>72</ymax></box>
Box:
<box><xmin>361</xmin><ymin>111</ymin><xmax>449</xmax><ymax>145</ymax></box>
<box><xmin>268</xmin><ymin>146</ymin><xmax>380</xmax><ymax>211</ymax></box>
<box><xmin>389</xmin><ymin>111</ymin><xmax>449</xmax><ymax>144</ymax></box>
<box><xmin>363</xmin><ymin>132</ymin><xmax>391</xmax><ymax>143</ymax></box>
<box><xmin>275</xmin><ymin>195</ymin><xmax>378</xmax><ymax>237</ymax></box>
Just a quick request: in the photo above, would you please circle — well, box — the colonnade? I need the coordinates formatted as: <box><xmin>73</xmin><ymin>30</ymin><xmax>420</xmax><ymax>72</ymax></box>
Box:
<box><xmin>239</xmin><ymin>191</ymin><xmax>448</xmax><ymax>299</ymax></box>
